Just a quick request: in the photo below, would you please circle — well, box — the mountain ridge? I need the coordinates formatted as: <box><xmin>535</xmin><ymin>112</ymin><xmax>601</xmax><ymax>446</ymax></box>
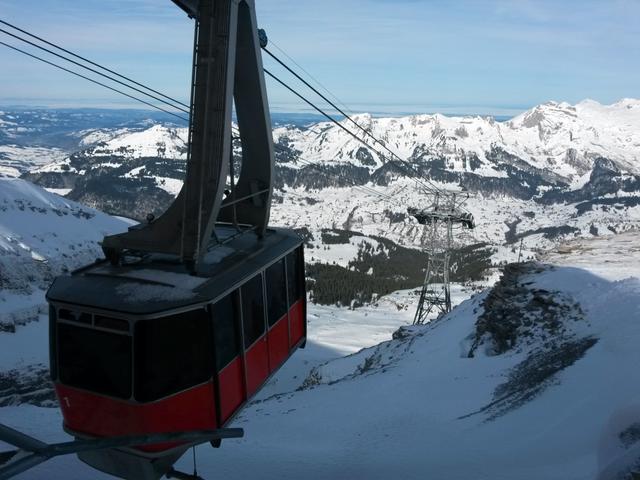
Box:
<box><xmin>2</xmin><ymin>99</ymin><xmax>640</xmax><ymax>274</ymax></box>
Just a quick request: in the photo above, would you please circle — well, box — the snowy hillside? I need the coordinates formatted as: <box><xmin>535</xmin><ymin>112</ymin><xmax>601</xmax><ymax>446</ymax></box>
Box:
<box><xmin>0</xmin><ymin>146</ymin><xmax>67</xmax><ymax>178</ymax></box>
<box><xmin>34</xmin><ymin>125</ymin><xmax>188</xmax><ymax>173</ymax></box>
<box><xmin>1</xmin><ymin>250</ymin><xmax>639</xmax><ymax>479</ymax></box>
<box><xmin>0</xmin><ymin>178</ymin><xmax>131</xmax><ymax>330</ymax></box>
<box><xmin>203</xmin><ymin>262</ymin><xmax>640</xmax><ymax>480</ymax></box>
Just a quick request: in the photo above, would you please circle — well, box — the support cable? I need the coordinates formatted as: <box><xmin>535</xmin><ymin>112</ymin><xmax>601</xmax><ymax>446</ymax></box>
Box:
<box><xmin>268</xmin><ymin>38</ymin><xmax>358</xmax><ymax>118</ymax></box>
<box><xmin>0</xmin><ymin>40</ymin><xmax>189</xmax><ymax>123</ymax></box>
<box><xmin>264</xmin><ymin>47</ymin><xmax>436</xmax><ymax>191</ymax></box>
<box><xmin>0</xmin><ymin>26</ymin><xmax>189</xmax><ymax>115</ymax></box>
<box><xmin>264</xmin><ymin>67</ymin><xmax>439</xmax><ymax>197</ymax></box>
<box><xmin>0</xmin><ymin>20</ymin><xmax>188</xmax><ymax>110</ymax></box>
<box><xmin>263</xmin><ymin>46</ymin><xmax>447</xmax><ymax>198</ymax></box>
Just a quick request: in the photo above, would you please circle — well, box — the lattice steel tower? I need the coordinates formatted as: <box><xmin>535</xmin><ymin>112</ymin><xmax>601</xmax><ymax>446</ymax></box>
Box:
<box><xmin>410</xmin><ymin>192</ymin><xmax>475</xmax><ymax>325</ymax></box>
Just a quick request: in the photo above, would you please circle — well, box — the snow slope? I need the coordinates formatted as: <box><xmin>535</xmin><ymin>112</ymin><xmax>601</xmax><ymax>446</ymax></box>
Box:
<box><xmin>0</xmin><ymin>146</ymin><xmax>67</xmax><ymax>178</ymax></box>
<box><xmin>1</xmin><ymin>253</ymin><xmax>639</xmax><ymax>479</ymax></box>
<box><xmin>172</xmin><ymin>263</ymin><xmax>640</xmax><ymax>480</ymax></box>
<box><xmin>0</xmin><ymin>178</ymin><xmax>131</xmax><ymax>329</ymax></box>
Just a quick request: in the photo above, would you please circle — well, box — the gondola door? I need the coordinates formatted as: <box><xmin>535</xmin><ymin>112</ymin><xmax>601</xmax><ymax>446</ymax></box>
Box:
<box><xmin>212</xmin><ymin>291</ymin><xmax>245</xmax><ymax>424</ymax></box>
<box><xmin>265</xmin><ymin>258</ymin><xmax>289</xmax><ymax>372</ymax></box>
<box><xmin>240</xmin><ymin>274</ymin><xmax>270</xmax><ymax>396</ymax></box>
<box><xmin>287</xmin><ymin>247</ymin><xmax>306</xmax><ymax>348</ymax></box>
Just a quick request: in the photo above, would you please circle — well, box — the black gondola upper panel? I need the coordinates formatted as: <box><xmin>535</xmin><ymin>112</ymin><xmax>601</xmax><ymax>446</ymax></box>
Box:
<box><xmin>47</xmin><ymin>224</ymin><xmax>307</xmax><ymax>480</ymax></box>
<box><xmin>47</xmin><ymin>226</ymin><xmax>301</xmax><ymax>316</ymax></box>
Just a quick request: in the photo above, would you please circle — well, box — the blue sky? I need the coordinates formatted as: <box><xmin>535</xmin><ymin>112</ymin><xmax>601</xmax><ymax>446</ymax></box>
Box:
<box><xmin>0</xmin><ymin>0</ymin><xmax>638</xmax><ymax>117</ymax></box>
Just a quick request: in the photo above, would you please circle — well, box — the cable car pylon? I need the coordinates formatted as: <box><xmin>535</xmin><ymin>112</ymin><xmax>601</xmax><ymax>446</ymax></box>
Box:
<box><xmin>103</xmin><ymin>0</ymin><xmax>275</xmax><ymax>272</ymax></box>
<box><xmin>1</xmin><ymin>1</ymin><xmax>309</xmax><ymax>480</ymax></box>
<box><xmin>409</xmin><ymin>192</ymin><xmax>475</xmax><ymax>325</ymax></box>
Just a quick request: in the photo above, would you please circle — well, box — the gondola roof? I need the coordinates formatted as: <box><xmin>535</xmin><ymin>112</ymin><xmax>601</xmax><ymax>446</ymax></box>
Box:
<box><xmin>46</xmin><ymin>225</ymin><xmax>301</xmax><ymax>317</ymax></box>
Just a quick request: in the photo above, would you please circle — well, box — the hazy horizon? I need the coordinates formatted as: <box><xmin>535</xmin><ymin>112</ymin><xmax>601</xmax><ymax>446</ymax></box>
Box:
<box><xmin>1</xmin><ymin>0</ymin><xmax>638</xmax><ymax>118</ymax></box>
<box><xmin>2</xmin><ymin>97</ymin><xmax>637</xmax><ymax>124</ymax></box>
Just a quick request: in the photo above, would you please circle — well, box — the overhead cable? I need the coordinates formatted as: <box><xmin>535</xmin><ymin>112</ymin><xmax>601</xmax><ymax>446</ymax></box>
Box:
<box><xmin>0</xmin><ymin>26</ymin><xmax>189</xmax><ymax>115</ymax></box>
<box><xmin>264</xmin><ymin>67</ymin><xmax>440</xmax><ymax>197</ymax></box>
<box><xmin>0</xmin><ymin>40</ymin><xmax>189</xmax><ymax>123</ymax></box>
<box><xmin>0</xmin><ymin>19</ymin><xmax>189</xmax><ymax>112</ymax></box>
<box><xmin>262</xmin><ymin>41</ymin><xmax>476</xmax><ymax>210</ymax></box>
<box><xmin>268</xmin><ymin>38</ymin><xmax>358</xmax><ymax>119</ymax></box>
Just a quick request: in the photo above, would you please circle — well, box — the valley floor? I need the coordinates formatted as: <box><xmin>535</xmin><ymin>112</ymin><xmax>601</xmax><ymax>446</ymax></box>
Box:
<box><xmin>541</xmin><ymin>230</ymin><xmax>640</xmax><ymax>281</ymax></box>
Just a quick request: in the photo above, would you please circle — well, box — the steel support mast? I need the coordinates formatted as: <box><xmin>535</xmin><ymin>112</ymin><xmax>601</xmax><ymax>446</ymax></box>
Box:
<box><xmin>102</xmin><ymin>0</ymin><xmax>275</xmax><ymax>273</ymax></box>
<box><xmin>410</xmin><ymin>193</ymin><xmax>475</xmax><ymax>325</ymax></box>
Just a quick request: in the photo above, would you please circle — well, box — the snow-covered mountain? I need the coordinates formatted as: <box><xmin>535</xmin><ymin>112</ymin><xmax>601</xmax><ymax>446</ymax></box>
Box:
<box><xmin>1</xmin><ymin>103</ymin><xmax>640</xmax><ymax>479</ymax></box>
<box><xmin>11</xmin><ymin>99</ymin><xmax>635</xmax><ymax>200</ymax></box>
<box><xmin>25</xmin><ymin>98</ymin><xmax>640</xmax><ymax>180</ymax></box>
<box><xmin>0</xmin><ymin>108</ymin><xmax>187</xmax><ymax>181</ymax></box>
<box><xmin>7</xmin><ymin>100</ymin><xmax>638</xmax><ymax>289</ymax></box>
<box><xmin>275</xmin><ymin>98</ymin><xmax>640</xmax><ymax>182</ymax></box>
<box><xmin>19</xmin><ymin>99</ymin><xmax>639</xmax><ymax>193</ymax></box>
<box><xmin>0</xmin><ymin>178</ymin><xmax>131</xmax><ymax>330</ymax></box>
<box><xmin>13</xmin><ymin>98</ymin><xmax>637</xmax><ymax>178</ymax></box>
<box><xmin>35</xmin><ymin>125</ymin><xmax>188</xmax><ymax>168</ymax></box>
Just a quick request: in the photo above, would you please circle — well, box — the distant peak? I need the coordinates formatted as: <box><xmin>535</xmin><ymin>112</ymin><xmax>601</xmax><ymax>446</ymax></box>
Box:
<box><xmin>346</xmin><ymin>113</ymin><xmax>373</xmax><ymax>128</ymax></box>
<box><xmin>613</xmin><ymin>98</ymin><xmax>640</xmax><ymax>108</ymax></box>
<box><xmin>147</xmin><ymin>124</ymin><xmax>171</xmax><ymax>131</ymax></box>
<box><xmin>538</xmin><ymin>100</ymin><xmax>573</xmax><ymax>110</ymax></box>
<box><xmin>350</xmin><ymin>113</ymin><xmax>372</xmax><ymax>121</ymax></box>
<box><xmin>576</xmin><ymin>98</ymin><xmax>640</xmax><ymax>110</ymax></box>
<box><xmin>576</xmin><ymin>98</ymin><xmax>601</xmax><ymax>107</ymax></box>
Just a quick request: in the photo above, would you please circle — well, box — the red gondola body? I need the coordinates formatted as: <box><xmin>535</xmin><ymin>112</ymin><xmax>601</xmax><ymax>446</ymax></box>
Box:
<box><xmin>46</xmin><ymin>229</ymin><xmax>306</xmax><ymax>479</ymax></box>
<box><xmin>40</xmin><ymin>0</ymin><xmax>308</xmax><ymax>477</ymax></box>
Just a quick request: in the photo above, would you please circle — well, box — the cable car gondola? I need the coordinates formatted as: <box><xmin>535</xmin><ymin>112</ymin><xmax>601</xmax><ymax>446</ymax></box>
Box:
<box><xmin>46</xmin><ymin>225</ymin><xmax>306</xmax><ymax>480</ymax></box>
<box><xmin>8</xmin><ymin>0</ymin><xmax>307</xmax><ymax>479</ymax></box>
